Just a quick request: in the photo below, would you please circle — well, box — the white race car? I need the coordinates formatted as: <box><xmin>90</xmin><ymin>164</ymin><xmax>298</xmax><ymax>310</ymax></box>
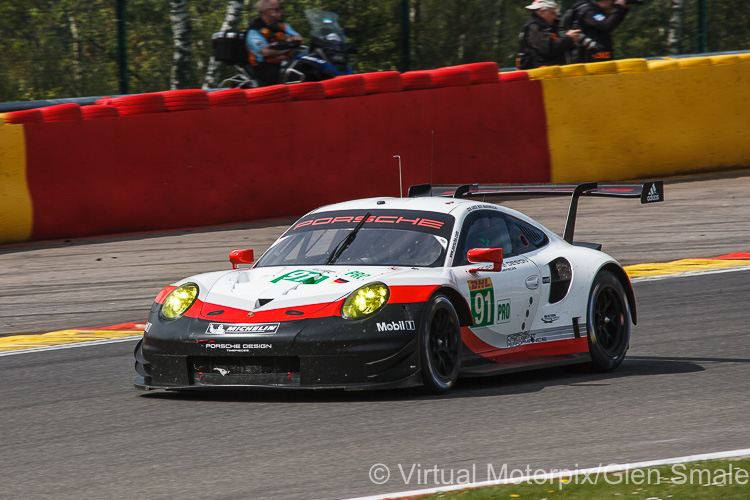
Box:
<box><xmin>134</xmin><ymin>181</ymin><xmax>664</xmax><ymax>393</ymax></box>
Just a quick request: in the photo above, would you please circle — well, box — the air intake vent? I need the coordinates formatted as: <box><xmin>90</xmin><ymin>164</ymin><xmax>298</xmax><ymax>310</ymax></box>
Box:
<box><xmin>548</xmin><ymin>257</ymin><xmax>572</xmax><ymax>304</ymax></box>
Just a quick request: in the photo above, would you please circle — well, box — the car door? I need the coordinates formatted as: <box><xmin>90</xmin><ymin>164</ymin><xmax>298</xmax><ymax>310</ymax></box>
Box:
<box><xmin>453</xmin><ymin>209</ymin><xmax>542</xmax><ymax>352</ymax></box>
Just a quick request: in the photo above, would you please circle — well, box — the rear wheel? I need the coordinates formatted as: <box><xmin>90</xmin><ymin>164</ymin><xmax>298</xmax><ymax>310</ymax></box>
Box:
<box><xmin>420</xmin><ymin>294</ymin><xmax>462</xmax><ymax>393</ymax></box>
<box><xmin>586</xmin><ymin>270</ymin><xmax>631</xmax><ymax>371</ymax></box>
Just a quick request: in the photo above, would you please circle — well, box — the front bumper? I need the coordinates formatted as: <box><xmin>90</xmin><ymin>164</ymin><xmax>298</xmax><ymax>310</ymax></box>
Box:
<box><xmin>134</xmin><ymin>303</ymin><xmax>424</xmax><ymax>390</ymax></box>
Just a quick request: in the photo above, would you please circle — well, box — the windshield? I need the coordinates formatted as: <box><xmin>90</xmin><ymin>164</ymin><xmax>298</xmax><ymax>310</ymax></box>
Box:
<box><xmin>304</xmin><ymin>10</ymin><xmax>346</xmax><ymax>41</ymax></box>
<box><xmin>256</xmin><ymin>210</ymin><xmax>455</xmax><ymax>268</ymax></box>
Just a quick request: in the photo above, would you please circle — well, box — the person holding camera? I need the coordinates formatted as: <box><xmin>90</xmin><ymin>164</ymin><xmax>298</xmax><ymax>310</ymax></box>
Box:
<box><xmin>568</xmin><ymin>0</ymin><xmax>631</xmax><ymax>63</ymax></box>
<box><xmin>516</xmin><ymin>0</ymin><xmax>582</xmax><ymax>70</ymax></box>
<box><xmin>246</xmin><ymin>0</ymin><xmax>303</xmax><ymax>86</ymax></box>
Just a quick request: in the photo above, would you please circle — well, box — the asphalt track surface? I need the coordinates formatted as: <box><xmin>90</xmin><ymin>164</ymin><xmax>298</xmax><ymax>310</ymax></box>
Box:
<box><xmin>0</xmin><ymin>171</ymin><xmax>749</xmax><ymax>499</ymax></box>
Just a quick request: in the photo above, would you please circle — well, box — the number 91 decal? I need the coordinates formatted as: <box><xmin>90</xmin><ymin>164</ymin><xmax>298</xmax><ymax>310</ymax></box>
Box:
<box><xmin>469</xmin><ymin>278</ymin><xmax>494</xmax><ymax>327</ymax></box>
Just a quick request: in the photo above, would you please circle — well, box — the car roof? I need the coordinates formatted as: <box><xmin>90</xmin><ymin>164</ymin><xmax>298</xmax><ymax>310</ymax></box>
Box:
<box><xmin>308</xmin><ymin>196</ymin><xmax>488</xmax><ymax>216</ymax></box>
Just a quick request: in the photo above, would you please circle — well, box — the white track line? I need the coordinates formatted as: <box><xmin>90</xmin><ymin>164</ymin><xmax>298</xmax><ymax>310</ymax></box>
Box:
<box><xmin>0</xmin><ymin>335</ymin><xmax>141</xmax><ymax>357</ymax></box>
<box><xmin>345</xmin><ymin>448</ymin><xmax>750</xmax><ymax>500</ymax></box>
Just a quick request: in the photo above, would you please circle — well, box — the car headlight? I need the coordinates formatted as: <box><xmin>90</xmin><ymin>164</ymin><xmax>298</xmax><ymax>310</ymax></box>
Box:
<box><xmin>341</xmin><ymin>282</ymin><xmax>389</xmax><ymax>320</ymax></box>
<box><xmin>160</xmin><ymin>283</ymin><xmax>199</xmax><ymax>320</ymax></box>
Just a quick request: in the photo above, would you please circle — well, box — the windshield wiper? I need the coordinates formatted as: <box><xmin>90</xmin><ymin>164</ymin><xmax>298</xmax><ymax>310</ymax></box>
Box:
<box><xmin>325</xmin><ymin>212</ymin><xmax>371</xmax><ymax>265</ymax></box>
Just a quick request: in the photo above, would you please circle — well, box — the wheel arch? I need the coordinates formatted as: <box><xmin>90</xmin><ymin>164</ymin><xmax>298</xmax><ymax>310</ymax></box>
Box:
<box><xmin>431</xmin><ymin>286</ymin><xmax>473</xmax><ymax>327</ymax></box>
<box><xmin>598</xmin><ymin>263</ymin><xmax>637</xmax><ymax>325</ymax></box>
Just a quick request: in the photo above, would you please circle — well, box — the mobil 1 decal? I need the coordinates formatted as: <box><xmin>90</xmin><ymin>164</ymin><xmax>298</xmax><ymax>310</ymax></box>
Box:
<box><xmin>271</xmin><ymin>269</ymin><xmax>328</xmax><ymax>284</ymax></box>
<box><xmin>496</xmin><ymin>299</ymin><xmax>511</xmax><ymax>324</ymax></box>
<box><xmin>469</xmin><ymin>277</ymin><xmax>494</xmax><ymax>327</ymax></box>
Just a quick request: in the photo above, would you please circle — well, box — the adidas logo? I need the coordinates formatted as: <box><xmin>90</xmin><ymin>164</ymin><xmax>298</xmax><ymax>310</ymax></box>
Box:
<box><xmin>646</xmin><ymin>183</ymin><xmax>660</xmax><ymax>202</ymax></box>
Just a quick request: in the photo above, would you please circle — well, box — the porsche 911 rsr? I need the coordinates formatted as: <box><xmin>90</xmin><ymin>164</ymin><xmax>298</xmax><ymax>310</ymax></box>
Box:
<box><xmin>134</xmin><ymin>181</ymin><xmax>663</xmax><ymax>393</ymax></box>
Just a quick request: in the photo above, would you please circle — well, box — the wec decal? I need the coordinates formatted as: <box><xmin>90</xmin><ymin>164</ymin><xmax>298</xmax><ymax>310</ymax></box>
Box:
<box><xmin>345</xmin><ymin>271</ymin><xmax>371</xmax><ymax>280</ymax></box>
<box><xmin>469</xmin><ymin>278</ymin><xmax>494</xmax><ymax>327</ymax></box>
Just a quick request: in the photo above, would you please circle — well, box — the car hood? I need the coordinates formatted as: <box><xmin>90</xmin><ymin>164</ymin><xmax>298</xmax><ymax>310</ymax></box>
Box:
<box><xmin>196</xmin><ymin>265</ymin><xmax>442</xmax><ymax>319</ymax></box>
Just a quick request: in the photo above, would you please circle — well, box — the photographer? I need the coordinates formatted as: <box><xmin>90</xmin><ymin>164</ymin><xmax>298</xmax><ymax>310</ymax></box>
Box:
<box><xmin>569</xmin><ymin>0</ymin><xmax>631</xmax><ymax>63</ymax></box>
<box><xmin>517</xmin><ymin>0</ymin><xmax>582</xmax><ymax>70</ymax></box>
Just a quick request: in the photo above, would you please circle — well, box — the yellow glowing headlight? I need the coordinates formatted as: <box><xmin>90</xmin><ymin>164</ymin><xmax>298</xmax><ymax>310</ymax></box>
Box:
<box><xmin>160</xmin><ymin>283</ymin><xmax>199</xmax><ymax>320</ymax></box>
<box><xmin>341</xmin><ymin>282</ymin><xmax>390</xmax><ymax>320</ymax></box>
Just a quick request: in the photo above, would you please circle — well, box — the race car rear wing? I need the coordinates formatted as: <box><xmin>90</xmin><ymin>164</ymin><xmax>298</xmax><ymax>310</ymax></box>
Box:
<box><xmin>407</xmin><ymin>181</ymin><xmax>664</xmax><ymax>244</ymax></box>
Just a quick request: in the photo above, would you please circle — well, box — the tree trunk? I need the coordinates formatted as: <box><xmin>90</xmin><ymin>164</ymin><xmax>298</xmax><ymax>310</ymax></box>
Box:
<box><xmin>666</xmin><ymin>0</ymin><xmax>684</xmax><ymax>56</ymax></box>
<box><xmin>170</xmin><ymin>0</ymin><xmax>193</xmax><ymax>89</ymax></box>
<box><xmin>203</xmin><ymin>0</ymin><xmax>246</xmax><ymax>89</ymax></box>
<box><xmin>67</xmin><ymin>11</ymin><xmax>82</xmax><ymax>95</ymax></box>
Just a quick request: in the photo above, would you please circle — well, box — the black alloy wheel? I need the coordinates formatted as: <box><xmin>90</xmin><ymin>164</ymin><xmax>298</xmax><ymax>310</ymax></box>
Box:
<box><xmin>586</xmin><ymin>270</ymin><xmax>631</xmax><ymax>371</ymax></box>
<box><xmin>420</xmin><ymin>294</ymin><xmax>462</xmax><ymax>393</ymax></box>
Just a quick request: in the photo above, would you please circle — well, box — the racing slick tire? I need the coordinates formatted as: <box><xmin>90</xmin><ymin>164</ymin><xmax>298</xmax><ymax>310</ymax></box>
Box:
<box><xmin>586</xmin><ymin>270</ymin><xmax>631</xmax><ymax>372</ymax></box>
<box><xmin>419</xmin><ymin>294</ymin><xmax>462</xmax><ymax>393</ymax></box>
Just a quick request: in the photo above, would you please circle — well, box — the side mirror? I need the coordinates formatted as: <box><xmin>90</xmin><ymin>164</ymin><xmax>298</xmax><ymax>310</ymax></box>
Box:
<box><xmin>229</xmin><ymin>249</ymin><xmax>254</xmax><ymax>269</ymax></box>
<box><xmin>467</xmin><ymin>248</ymin><xmax>503</xmax><ymax>273</ymax></box>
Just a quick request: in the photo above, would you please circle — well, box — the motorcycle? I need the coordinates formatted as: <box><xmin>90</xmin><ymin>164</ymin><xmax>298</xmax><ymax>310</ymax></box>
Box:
<box><xmin>212</xmin><ymin>9</ymin><xmax>355</xmax><ymax>89</ymax></box>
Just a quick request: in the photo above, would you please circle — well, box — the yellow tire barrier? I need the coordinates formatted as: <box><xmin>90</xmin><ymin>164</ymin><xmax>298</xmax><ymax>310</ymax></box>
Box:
<box><xmin>647</xmin><ymin>59</ymin><xmax>679</xmax><ymax>71</ymax></box>
<box><xmin>739</xmin><ymin>53</ymin><xmax>750</xmax><ymax>63</ymax></box>
<box><xmin>585</xmin><ymin>60</ymin><xmax>618</xmax><ymax>75</ymax></box>
<box><xmin>711</xmin><ymin>54</ymin><xmax>740</xmax><ymax>65</ymax></box>
<box><xmin>559</xmin><ymin>63</ymin><xmax>588</xmax><ymax>77</ymax></box>
<box><xmin>0</xmin><ymin>126</ymin><xmax>33</xmax><ymax>243</ymax></box>
<box><xmin>615</xmin><ymin>58</ymin><xmax>648</xmax><ymax>73</ymax></box>
<box><xmin>528</xmin><ymin>66</ymin><xmax>562</xmax><ymax>80</ymax></box>
<box><xmin>677</xmin><ymin>56</ymin><xmax>713</xmax><ymax>68</ymax></box>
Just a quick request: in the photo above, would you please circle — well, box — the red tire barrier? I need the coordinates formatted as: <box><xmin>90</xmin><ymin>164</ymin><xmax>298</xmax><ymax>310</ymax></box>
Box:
<box><xmin>4</xmin><ymin>109</ymin><xmax>43</xmax><ymax>124</ymax></box>
<box><xmin>323</xmin><ymin>75</ymin><xmax>367</xmax><ymax>98</ymax></box>
<box><xmin>159</xmin><ymin>89</ymin><xmax>210</xmax><ymax>111</ymax></box>
<box><xmin>96</xmin><ymin>97</ymin><xmax>114</xmax><ymax>105</ymax></box>
<box><xmin>81</xmin><ymin>105</ymin><xmax>120</xmax><ymax>120</ymax></box>
<box><xmin>245</xmin><ymin>84</ymin><xmax>291</xmax><ymax>104</ymax></box>
<box><xmin>40</xmin><ymin>103</ymin><xmax>83</xmax><ymax>122</ymax></box>
<box><xmin>499</xmin><ymin>71</ymin><xmax>530</xmax><ymax>83</ymax></box>
<box><xmin>401</xmin><ymin>71</ymin><xmax>434</xmax><ymax>91</ymax></box>
<box><xmin>111</xmin><ymin>93</ymin><xmax>167</xmax><ymax>116</ymax></box>
<box><xmin>363</xmin><ymin>71</ymin><xmax>403</xmax><ymax>94</ymax></box>
<box><xmin>289</xmin><ymin>82</ymin><xmax>326</xmax><ymax>101</ymax></box>
<box><xmin>430</xmin><ymin>67</ymin><xmax>472</xmax><ymax>88</ymax></box>
<box><xmin>462</xmin><ymin>62</ymin><xmax>499</xmax><ymax>84</ymax></box>
<box><xmin>208</xmin><ymin>88</ymin><xmax>249</xmax><ymax>108</ymax></box>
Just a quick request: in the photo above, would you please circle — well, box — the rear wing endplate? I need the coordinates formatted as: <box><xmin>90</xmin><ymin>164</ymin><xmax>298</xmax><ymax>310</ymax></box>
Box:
<box><xmin>407</xmin><ymin>181</ymin><xmax>664</xmax><ymax>244</ymax></box>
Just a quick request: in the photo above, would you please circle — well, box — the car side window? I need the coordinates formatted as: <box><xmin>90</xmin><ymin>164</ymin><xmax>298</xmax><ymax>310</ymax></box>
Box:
<box><xmin>505</xmin><ymin>215</ymin><xmax>549</xmax><ymax>255</ymax></box>
<box><xmin>453</xmin><ymin>211</ymin><xmax>513</xmax><ymax>266</ymax></box>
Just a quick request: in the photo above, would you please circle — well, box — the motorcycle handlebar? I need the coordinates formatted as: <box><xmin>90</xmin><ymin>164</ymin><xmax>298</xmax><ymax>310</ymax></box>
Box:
<box><xmin>271</xmin><ymin>40</ymin><xmax>302</xmax><ymax>51</ymax></box>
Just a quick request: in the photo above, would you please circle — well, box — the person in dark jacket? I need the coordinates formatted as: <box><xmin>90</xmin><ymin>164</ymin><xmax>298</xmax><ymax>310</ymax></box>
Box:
<box><xmin>517</xmin><ymin>0</ymin><xmax>581</xmax><ymax>69</ymax></box>
<box><xmin>570</xmin><ymin>0</ymin><xmax>630</xmax><ymax>63</ymax></box>
<box><xmin>246</xmin><ymin>0</ymin><xmax>303</xmax><ymax>86</ymax></box>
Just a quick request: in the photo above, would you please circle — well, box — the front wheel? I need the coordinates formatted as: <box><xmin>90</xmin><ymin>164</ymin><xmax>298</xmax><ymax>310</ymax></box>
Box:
<box><xmin>419</xmin><ymin>294</ymin><xmax>462</xmax><ymax>393</ymax></box>
<box><xmin>586</xmin><ymin>270</ymin><xmax>631</xmax><ymax>371</ymax></box>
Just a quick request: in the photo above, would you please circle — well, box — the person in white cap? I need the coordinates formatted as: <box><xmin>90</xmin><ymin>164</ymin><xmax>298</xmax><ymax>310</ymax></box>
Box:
<box><xmin>516</xmin><ymin>0</ymin><xmax>581</xmax><ymax>69</ymax></box>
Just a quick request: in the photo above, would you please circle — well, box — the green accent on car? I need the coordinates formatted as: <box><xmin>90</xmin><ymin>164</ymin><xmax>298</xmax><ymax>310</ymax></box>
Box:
<box><xmin>271</xmin><ymin>270</ymin><xmax>328</xmax><ymax>284</ymax></box>
<box><xmin>497</xmin><ymin>299</ymin><xmax>511</xmax><ymax>324</ymax></box>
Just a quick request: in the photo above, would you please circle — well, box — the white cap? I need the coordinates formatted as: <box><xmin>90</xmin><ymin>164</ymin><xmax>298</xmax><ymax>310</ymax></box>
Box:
<box><xmin>525</xmin><ymin>0</ymin><xmax>560</xmax><ymax>10</ymax></box>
